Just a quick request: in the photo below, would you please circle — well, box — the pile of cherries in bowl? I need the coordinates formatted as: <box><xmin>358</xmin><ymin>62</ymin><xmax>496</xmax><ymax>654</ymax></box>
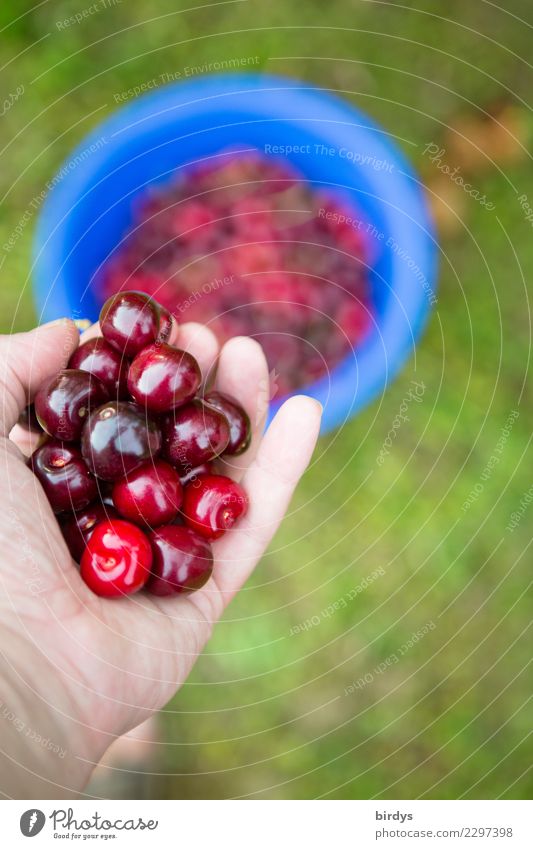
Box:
<box><xmin>98</xmin><ymin>148</ymin><xmax>372</xmax><ymax>396</ymax></box>
<box><xmin>28</xmin><ymin>290</ymin><xmax>250</xmax><ymax>598</ymax></box>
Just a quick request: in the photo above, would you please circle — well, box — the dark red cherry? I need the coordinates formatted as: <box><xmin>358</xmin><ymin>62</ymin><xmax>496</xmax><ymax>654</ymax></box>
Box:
<box><xmin>31</xmin><ymin>440</ymin><xmax>98</xmax><ymax>514</ymax></box>
<box><xmin>112</xmin><ymin>459</ymin><xmax>182</xmax><ymax>527</ymax></box>
<box><xmin>34</xmin><ymin>369</ymin><xmax>109</xmax><ymax>442</ymax></box>
<box><xmin>204</xmin><ymin>391</ymin><xmax>251</xmax><ymax>455</ymax></box>
<box><xmin>182</xmin><ymin>474</ymin><xmax>249</xmax><ymax>540</ymax></box>
<box><xmin>69</xmin><ymin>337</ymin><xmax>129</xmax><ymax>397</ymax></box>
<box><xmin>80</xmin><ymin>519</ymin><xmax>152</xmax><ymax>597</ymax></box>
<box><xmin>127</xmin><ymin>344</ymin><xmax>201</xmax><ymax>413</ymax></box>
<box><xmin>100</xmin><ymin>291</ymin><xmax>160</xmax><ymax>356</ymax></box>
<box><xmin>17</xmin><ymin>404</ymin><xmax>42</xmax><ymax>434</ymax></box>
<box><xmin>157</xmin><ymin>306</ymin><xmax>175</xmax><ymax>342</ymax></box>
<box><xmin>81</xmin><ymin>401</ymin><xmax>161</xmax><ymax>481</ymax></box>
<box><xmin>161</xmin><ymin>400</ymin><xmax>230</xmax><ymax>470</ymax></box>
<box><xmin>178</xmin><ymin>462</ymin><xmax>213</xmax><ymax>488</ymax></box>
<box><xmin>146</xmin><ymin>525</ymin><xmax>213</xmax><ymax>596</ymax></box>
<box><xmin>61</xmin><ymin>502</ymin><xmax>119</xmax><ymax>561</ymax></box>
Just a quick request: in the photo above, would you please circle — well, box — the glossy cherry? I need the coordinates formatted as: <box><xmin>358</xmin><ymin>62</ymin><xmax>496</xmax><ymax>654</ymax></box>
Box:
<box><xmin>204</xmin><ymin>391</ymin><xmax>251</xmax><ymax>455</ymax></box>
<box><xmin>80</xmin><ymin>519</ymin><xmax>152</xmax><ymax>597</ymax></box>
<box><xmin>146</xmin><ymin>525</ymin><xmax>213</xmax><ymax>596</ymax></box>
<box><xmin>182</xmin><ymin>473</ymin><xmax>249</xmax><ymax>540</ymax></box>
<box><xmin>31</xmin><ymin>440</ymin><xmax>97</xmax><ymax>514</ymax></box>
<box><xmin>61</xmin><ymin>502</ymin><xmax>119</xmax><ymax>561</ymax></box>
<box><xmin>69</xmin><ymin>337</ymin><xmax>129</xmax><ymax>397</ymax></box>
<box><xmin>35</xmin><ymin>369</ymin><xmax>109</xmax><ymax>441</ymax></box>
<box><xmin>112</xmin><ymin>459</ymin><xmax>182</xmax><ymax>527</ymax></box>
<box><xmin>81</xmin><ymin>401</ymin><xmax>161</xmax><ymax>481</ymax></box>
<box><xmin>100</xmin><ymin>290</ymin><xmax>160</xmax><ymax>357</ymax></box>
<box><xmin>161</xmin><ymin>400</ymin><xmax>230</xmax><ymax>470</ymax></box>
<box><xmin>127</xmin><ymin>343</ymin><xmax>201</xmax><ymax>413</ymax></box>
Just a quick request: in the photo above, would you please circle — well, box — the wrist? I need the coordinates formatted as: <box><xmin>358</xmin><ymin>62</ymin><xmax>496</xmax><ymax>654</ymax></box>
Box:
<box><xmin>0</xmin><ymin>628</ymin><xmax>104</xmax><ymax>798</ymax></box>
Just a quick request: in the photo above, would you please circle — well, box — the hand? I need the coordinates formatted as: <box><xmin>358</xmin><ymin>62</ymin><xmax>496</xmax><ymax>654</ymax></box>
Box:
<box><xmin>0</xmin><ymin>318</ymin><xmax>321</xmax><ymax>798</ymax></box>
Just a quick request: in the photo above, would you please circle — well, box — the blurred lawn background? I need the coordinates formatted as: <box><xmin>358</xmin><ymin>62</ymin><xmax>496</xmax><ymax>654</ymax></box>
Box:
<box><xmin>0</xmin><ymin>0</ymin><xmax>531</xmax><ymax>799</ymax></box>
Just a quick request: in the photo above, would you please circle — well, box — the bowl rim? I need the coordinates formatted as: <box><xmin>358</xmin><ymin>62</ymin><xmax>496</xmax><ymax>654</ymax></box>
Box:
<box><xmin>33</xmin><ymin>73</ymin><xmax>437</xmax><ymax>432</ymax></box>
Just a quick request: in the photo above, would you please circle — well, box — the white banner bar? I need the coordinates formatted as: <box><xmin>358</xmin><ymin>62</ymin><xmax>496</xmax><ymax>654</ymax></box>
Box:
<box><xmin>1</xmin><ymin>799</ymin><xmax>532</xmax><ymax>848</ymax></box>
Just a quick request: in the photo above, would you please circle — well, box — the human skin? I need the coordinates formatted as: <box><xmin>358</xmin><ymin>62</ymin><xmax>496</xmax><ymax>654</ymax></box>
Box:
<box><xmin>0</xmin><ymin>318</ymin><xmax>321</xmax><ymax>798</ymax></box>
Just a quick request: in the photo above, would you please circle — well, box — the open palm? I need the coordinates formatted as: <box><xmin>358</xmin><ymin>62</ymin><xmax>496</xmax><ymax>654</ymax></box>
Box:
<box><xmin>0</xmin><ymin>318</ymin><xmax>321</xmax><ymax>797</ymax></box>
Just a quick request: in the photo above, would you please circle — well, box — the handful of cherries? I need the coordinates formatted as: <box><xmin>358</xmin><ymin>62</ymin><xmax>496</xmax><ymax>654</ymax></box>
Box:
<box><xmin>28</xmin><ymin>291</ymin><xmax>251</xmax><ymax>598</ymax></box>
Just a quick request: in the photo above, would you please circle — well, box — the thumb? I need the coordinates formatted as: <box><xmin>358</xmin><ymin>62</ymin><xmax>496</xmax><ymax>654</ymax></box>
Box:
<box><xmin>0</xmin><ymin>319</ymin><xmax>79</xmax><ymax>437</ymax></box>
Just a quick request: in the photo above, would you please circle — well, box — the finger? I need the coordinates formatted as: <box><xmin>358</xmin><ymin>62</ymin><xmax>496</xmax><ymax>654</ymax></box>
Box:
<box><xmin>79</xmin><ymin>321</ymin><xmax>101</xmax><ymax>345</ymax></box>
<box><xmin>1</xmin><ymin>320</ymin><xmax>79</xmax><ymax>437</ymax></box>
<box><xmin>211</xmin><ymin>395</ymin><xmax>322</xmax><ymax>602</ymax></box>
<box><xmin>213</xmin><ymin>336</ymin><xmax>269</xmax><ymax>482</ymax></box>
<box><xmin>8</xmin><ymin>424</ymin><xmax>42</xmax><ymax>458</ymax></box>
<box><xmin>175</xmin><ymin>321</ymin><xmax>219</xmax><ymax>385</ymax></box>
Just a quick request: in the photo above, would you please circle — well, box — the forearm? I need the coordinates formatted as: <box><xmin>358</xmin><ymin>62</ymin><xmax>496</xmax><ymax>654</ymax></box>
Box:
<box><xmin>0</xmin><ymin>630</ymin><xmax>100</xmax><ymax>798</ymax></box>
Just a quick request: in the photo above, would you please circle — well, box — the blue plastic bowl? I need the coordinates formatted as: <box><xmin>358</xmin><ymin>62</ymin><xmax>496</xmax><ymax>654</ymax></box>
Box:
<box><xmin>32</xmin><ymin>74</ymin><xmax>437</xmax><ymax>433</ymax></box>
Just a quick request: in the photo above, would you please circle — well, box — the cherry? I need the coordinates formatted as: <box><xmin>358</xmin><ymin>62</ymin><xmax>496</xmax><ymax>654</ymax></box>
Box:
<box><xmin>182</xmin><ymin>473</ymin><xmax>249</xmax><ymax>540</ymax></box>
<box><xmin>161</xmin><ymin>399</ymin><xmax>230</xmax><ymax>469</ymax></box>
<box><xmin>80</xmin><ymin>519</ymin><xmax>152</xmax><ymax>597</ymax></box>
<box><xmin>157</xmin><ymin>306</ymin><xmax>175</xmax><ymax>342</ymax></box>
<box><xmin>127</xmin><ymin>343</ymin><xmax>201</xmax><ymax>413</ymax></box>
<box><xmin>100</xmin><ymin>290</ymin><xmax>160</xmax><ymax>356</ymax></box>
<box><xmin>170</xmin><ymin>201</ymin><xmax>215</xmax><ymax>242</ymax></box>
<box><xmin>146</xmin><ymin>525</ymin><xmax>213</xmax><ymax>596</ymax></box>
<box><xmin>17</xmin><ymin>404</ymin><xmax>42</xmax><ymax>434</ymax></box>
<box><xmin>81</xmin><ymin>401</ymin><xmax>161</xmax><ymax>481</ymax></box>
<box><xmin>204</xmin><ymin>391</ymin><xmax>251</xmax><ymax>455</ymax></box>
<box><xmin>69</xmin><ymin>337</ymin><xmax>129</xmax><ymax>397</ymax></box>
<box><xmin>112</xmin><ymin>459</ymin><xmax>182</xmax><ymax>527</ymax></box>
<box><xmin>179</xmin><ymin>462</ymin><xmax>213</xmax><ymax>488</ymax></box>
<box><xmin>34</xmin><ymin>369</ymin><xmax>109</xmax><ymax>442</ymax></box>
<box><xmin>31</xmin><ymin>440</ymin><xmax>97</xmax><ymax>514</ymax></box>
<box><xmin>61</xmin><ymin>502</ymin><xmax>119</xmax><ymax>561</ymax></box>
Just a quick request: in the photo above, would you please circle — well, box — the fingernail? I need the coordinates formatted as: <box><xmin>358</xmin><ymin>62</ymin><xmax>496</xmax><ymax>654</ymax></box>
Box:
<box><xmin>294</xmin><ymin>395</ymin><xmax>323</xmax><ymax>415</ymax></box>
<box><xmin>73</xmin><ymin>318</ymin><xmax>93</xmax><ymax>331</ymax></box>
<box><xmin>39</xmin><ymin>317</ymin><xmax>72</xmax><ymax>329</ymax></box>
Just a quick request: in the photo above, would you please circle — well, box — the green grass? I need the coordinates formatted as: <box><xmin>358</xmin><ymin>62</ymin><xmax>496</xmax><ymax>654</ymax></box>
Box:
<box><xmin>0</xmin><ymin>0</ymin><xmax>531</xmax><ymax>799</ymax></box>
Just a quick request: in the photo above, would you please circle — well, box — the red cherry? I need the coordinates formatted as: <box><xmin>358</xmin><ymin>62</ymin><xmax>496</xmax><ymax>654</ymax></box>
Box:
<box><xmin>81</xmin><ymin>401</ymin><xmax>161</xmax><ymax>481</ymax></box>
<box><xmin>231</xmin><ymin>196</ymin><xmax>274</xmax><ymax>239</ymax></box>
<box><xmin>100</xmin><ymin>290</ymin><xmax>160</xmax><ymax>356</ymax></box>
<box><xmin>34</xmin><ymin>369</ymin><xmax>109</xmax><ymax>441</ymax></box>
<box><xmin>31</xmin><ymin>440</ymin><xmax>97</xmax><ymax>514</ymax></box>
<box><xmin>69</xmin><ymin>337</ymin><xmax>129</xmax><ymax>397</ymax></box>
<box><xmin>161</xmin><ymin>399</ymin><xmax>230</xmax><ymax>469</ymax></box>
<box><xmin>182</xmin><ymin>474</ymin><xmax>249</xmax><ymax>540</ymax></box>
<box><xmin>146</xmin><ymin>525</ymin><xmax>213</xmax><ymax>596</ymax></box>
<box><xmin>225</xmin><ymin>241</ymin><xmax>279</xmax><ymax>276</ymax></box>
<box><xmin>112</xmin><ymin>459</ymin><xmax>182</xmax><ymax>527</ymax></box>
<box><xmin>80</xmin><ymin>519</ymin><xmax>152</xmax><ymax>597</ymax></box>
<box><xmin>170</xmin><ymin>201</ymin><xmax>215</xmax><ymax>242</ymax></box>
<box><xmin>61</xmin><ymin>502</ymin><xmax>119</xmax><ymax>561</ymax></box>
<box><xmin>203</xmin><ymin>391</ymin><xmax>251</xmax><ymax>455</ymax></box>
<box><xmin>127</xmin><ymin>343</ymin><xmax>201</xmax><ymax>413</ymax></box>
